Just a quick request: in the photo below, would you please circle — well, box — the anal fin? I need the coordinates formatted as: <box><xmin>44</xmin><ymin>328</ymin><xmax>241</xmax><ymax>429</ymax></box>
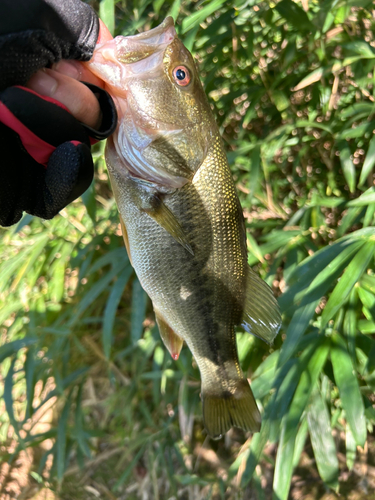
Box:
<box><xmin>154</xmin><ymin>309</ymin><xmax>184</xmax><ymax>360</ymax></box>
<box><xmin>241</xmin><ymin>265</ymin><xmax>282</xmax><ymax>344</ymax></box>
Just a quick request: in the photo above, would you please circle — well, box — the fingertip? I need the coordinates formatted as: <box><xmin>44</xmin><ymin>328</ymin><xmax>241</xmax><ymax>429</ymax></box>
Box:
<box><xmin>52</xmin><ymin>60</ymin><xmax>105</xmax><ymax>89</ymax></box>
<box><xmin>27</xmin><ymin>69</ymin><xmax>102</xmax><ymax>130</ymax></box>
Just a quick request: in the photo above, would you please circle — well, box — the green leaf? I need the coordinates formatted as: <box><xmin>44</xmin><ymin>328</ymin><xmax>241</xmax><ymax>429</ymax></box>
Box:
<box><xmin>363</xmin><ymin>204</ymin><xmax>375</xmax><ymax>227</ymax></box>
<box><xmin>248</xmin><ymin>145</ymin><xmax>261</xmax><ymax>201</ymax></box>
<box><xmin>339</xmin><ymin>145</ymin><xmax>356</xmax><ymax>193</ymax></box>
<box><xmin>344</xmin><ymin>288</ymin><xmax>358</xmax><ymax>362</ymax></box>
<box><xmin>167</xmin><ymin>0</ymin><xmax>181</xmax><ymax>21</ymax></box>
<box><xmin>295</xmin><ymin>120</ymin><xmax>332</xmax><ymax>134</ymax></box>
<box><xmin>358</xmin><ymin>135</ymin><xmax>375</xmax><ymax>187</ymax></box>
<box><xmin>49</xmin><ymin>242</ymin><xmax>72</xmax><ymax>303</ymax></box>
<box><xmin>285</xmin><ymin>338</ymin><xmax>330</xmax><ymax>441</ymax></box>
<box><xmin>70</xmin><ymin>260</ymin><xmax>128</xmax><ymax>326</ymax></box>
<box><xmin>310</xmin><ymin>196</ymin><xmax>345</xmax><ymax>207</ymax></box>
<box><xmin>102</xmin><ymin>265</ymin><xmax>133</xmax><ymax>359</ymax></box>
<box><xmin>360</xmin><ymin>273</ymin><xmax>375</xmax><ymax>294</ymax></box>
<box><xmin>274</xmin><ymin>0</ymin><xmax>315</xmax><ymax>32</ymax></box>
<box><xmin>24</xmin><ymin>346</ymin><xmax>36</xmax><ymax>421</ymax></box>
<box><xmin>175</xmin><ymin>474</ymin><xmax>209</xmax><ymax>486</ymax></box>
<box><xmin>347</xmin><ymin>188</ymin><xmax>375</xmax><ymax>207</ymax></box>
<box><xmin>280</xmin><ymin>238</ymin><xmax>364</xmax><ymax>313</ymax></box>
<box><xmin>278</xmin><ymin>299</ymin><xmax>319</xmax><ymax>366</ymax></box>
<box><xmin>247</xmin><ymin>233</ymin><xmax>264</xmax><ymax>263</ymax></box>
<box><xmin>0</xmin><ymin>338</ymin><xmax>37</xmax><ymax>364</ymax></box>
<box><xmin>99</xmin><ymin>0</ymin><xmax>115</xmax><ymax>35</ymax></box>
<box><xmin>337</xmin><ymin>207</ymin><xmax>364</xmax><ymax>238</ymax></box>
<box><xmin>337</xmin><ymin>121</ymin><xmax>375</xmax><ymax>140</ymax></box>
<box><xmin>292</xmin><ymin>418</ymin><xmax>308</xmax><ymax>468</ymax></box>
<box><xmin>56</xmin><ymin>392</ymin><xmax>73</xmax><ymax>485</ymax></box>
<box><xmin>153</xmin><ymin>0</ymin><xmax>166</xmax><ymax>15</ymax></box>
<box><xmin>9</xmin><ymin>234</ymin><xmax>49</xmax><ymax>292</ymax></box>
<box><xmin>181</xmin><ymin>24</ymin><xmax>199</xmax><ymax>52</ymax></box>
<box><xmin>4</xmin><ymin>357</ymin><xmax>25</xmax><ymax>446</ymax></box>
<box><xmin>0</xmin><ymin>233</ymin><xmax>48</xmax><ymax>294</ymax></box>
<box><xmin>271</xmin><ymin>90</ymin><xmax>290</xmax><ymax>112</ymax></box>
<box><xmin>294</xmin><ymin>67</ymin><xmax>324</xmax><ymax>91</ymax></box>
<box><xmin>358</xmin><ymin>285</ymin><xmax>375</xmax><ymax>316</ymax></box>
<box><xmin>252</xmin><ymin>351</ymin><xmax>280</xmax><ymax>400</ymax></box>
<box><xmin>340</xmin><ymin>103</ymin><xmax>375</xmax><ymax>121</ymax></box>
<box><xmin>307</xmin><ymin>387</ymin><xmax>339</xmax><ymax>491</ymax></box>
<box><xmin>273</xmin><ymin>416</ymin><xmax>298</xmax><ymax>500</ymax></box>
<box><xmin>343</xmin><ymin>41</ymin><xmax>375</xmax><ymax>59</ymax></box>
<box><xmin>235</xmin><ymin>403</ymin><xmax>272</xmax><ymax>486</ymax></box>
<box><xmin>248</xmin><ymin>230</ymin><xmax>303</xmax><ymax>266</ymax></box>
<box><xmin>282</xmin><ymin>237</ymin><xmax>351</xmax><ymax>294</ymax></box>
<box><xmin>273</xmin><ymin>338</ymin><xmax>330</xmax><ymax>500</ymax></box>
<box><xmin>340</xmin><ymin>0</ymin><xmax>372</xmax><ymax>6</ymax></box>
<box><xmin>358</xmin><ymin>319</ymin><xmax>375</xmax><ymax>334</ymax></box>
<box><xmin>114</xmin><ymin>445</ymin><xmax>146</xmax><ymax>490</ymax></box>
<box><xmin>181</xmin><ymin>0</ymin><xmax>227</xmax><ymax>33</ymax></box>
<box><xmin>75</xmin><ymin>384</ymin><xmax>91</xmax><ymax>458</ymax></box>
<box><xmin>131</xmin><ymin>277</ymin><xmax>147</xmax><ymax>343</ymax></box>
<box><xmin>346</xmin><ymin>425</ymin><xmax>356</xmax><ymax>470</ymax></box>
<box><xmin>81</xmin><ymin>182</ymin><xmax>97</xmax><ymax>224</ymax></box>
<box><xmin>331</xmin><ymin>334</ymin><xmax>366</xmax><ymax>447</ymax></box>
<box><xmin>321</xmin><ymin>241</ymin><xmax>375</xmax><ymax>328</ymax></box>
<box><xmin>89</xmin><ymin>248</ymin><xmax>128</xmax><ymax>274</ymax></box>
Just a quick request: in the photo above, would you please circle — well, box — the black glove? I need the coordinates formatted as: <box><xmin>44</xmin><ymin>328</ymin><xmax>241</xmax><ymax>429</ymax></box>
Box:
<box><xmin>0</xmin><ymin>0</ymin><xmax>100</xmax><ymax>89</ymax></box>
<box><xmin>0</xmin><ymin>84</ymin><xmax>116</xmax><ymax>226</ymax></box>
<box><xmin>0</xmin><ymin>0</ymin><xmax>117</xmax><ymax>227</ymax></box>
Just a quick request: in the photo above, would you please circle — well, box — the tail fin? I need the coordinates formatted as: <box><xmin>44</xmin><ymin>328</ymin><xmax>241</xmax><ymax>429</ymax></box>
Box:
<box><xmin>202</xmin><ymin>379</ymin><xmax>261</xmax><ymax>439</ymax></box>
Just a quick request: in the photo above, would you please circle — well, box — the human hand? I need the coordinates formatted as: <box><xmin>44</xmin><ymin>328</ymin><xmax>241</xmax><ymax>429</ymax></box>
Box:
<box><xmin>26</xmin><ymin>21</ymin><xmax>114</xmax><ymax>131</ymax></box>
<box><xmin>0</xmin><ymin>2</ymin><xmax>117</xmax><ymax>227</ymax></box>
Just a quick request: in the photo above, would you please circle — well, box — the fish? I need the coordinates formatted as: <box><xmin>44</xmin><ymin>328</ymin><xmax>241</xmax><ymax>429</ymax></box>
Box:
<box><xmin>86</xmin><ymin>17</ymin><xmax>281</xmax><ymax>439</ymax></box>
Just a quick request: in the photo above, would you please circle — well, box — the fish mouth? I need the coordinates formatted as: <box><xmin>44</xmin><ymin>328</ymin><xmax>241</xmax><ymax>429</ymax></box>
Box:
<box><xmin>89</xmin><ymin>17</ymin><xmax>176</xmax><ymax>88</ymax></box>
<box><xmin>123</xmin><ymin>16</ymin><xmax>176</xmax><ymax>46</ymax></box>
<box><xmin>88</xmin><ymin>17</ymin><xmax>177</xmax><ymax>128</ymax></box>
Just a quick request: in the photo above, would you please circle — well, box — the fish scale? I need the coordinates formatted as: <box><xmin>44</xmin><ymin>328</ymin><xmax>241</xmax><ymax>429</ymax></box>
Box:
<box><xmin>87</xmin><ymin>17</ymin><xmax>281</xmax><ymax>438</ymax></box>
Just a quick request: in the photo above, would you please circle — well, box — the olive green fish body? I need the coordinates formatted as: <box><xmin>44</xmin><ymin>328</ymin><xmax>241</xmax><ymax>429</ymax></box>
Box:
<box><xmin>88</xmin><ymin>17</ymin><xmax>281</xmax><ymax>438</ymax></box>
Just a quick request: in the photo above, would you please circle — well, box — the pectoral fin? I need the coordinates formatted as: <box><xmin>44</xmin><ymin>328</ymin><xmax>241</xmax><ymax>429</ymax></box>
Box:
<box><xmin>119</xmin><ymin>215</ymin><xmax>133</xmax><ymax>266</ymax></box>
<box><xmin>128</xmin><ymin>178</ymin><xmax>194</xmax><ymax>255</ymax></box>
<box><xmin>144</xmin><ymin>200</ymin><xmax>194</xmax><ymax>256</ymax></box>
<box><xmin>241</xmin><ymin>266</ymin><xmax>282</xmax><ymax>344</ymax></box>
<box><xmin>154</xmin><ymin>309</ymin><xmax>184</xmax><ymax>360</ymax></box>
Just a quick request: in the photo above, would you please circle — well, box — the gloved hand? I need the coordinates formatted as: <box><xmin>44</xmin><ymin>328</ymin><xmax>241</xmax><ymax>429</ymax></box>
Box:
<box><xmin>0</xmin><ymin>0</ymin><xmax>117</xmax><ymax>227</ymax></box>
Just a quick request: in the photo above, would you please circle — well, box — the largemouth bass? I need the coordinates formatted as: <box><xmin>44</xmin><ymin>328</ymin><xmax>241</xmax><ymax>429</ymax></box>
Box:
<box><xmin>87</xmin><ymin>17</ymin><xmax>281</xmax><ymax>438</ymax></box>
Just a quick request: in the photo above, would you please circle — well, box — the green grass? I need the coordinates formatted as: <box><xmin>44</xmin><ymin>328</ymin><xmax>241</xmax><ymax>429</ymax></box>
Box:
<box><xmin>1</xmin><ymin>0</ymin><xmax>375</xmax><ymax>498</ymax></box>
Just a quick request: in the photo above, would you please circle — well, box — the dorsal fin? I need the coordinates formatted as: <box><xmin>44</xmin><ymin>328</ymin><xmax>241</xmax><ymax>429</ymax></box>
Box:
<box><xmin>241</xmin><ymin>266</ymin><xmax>282</xmax><ymax>344</ymax></box>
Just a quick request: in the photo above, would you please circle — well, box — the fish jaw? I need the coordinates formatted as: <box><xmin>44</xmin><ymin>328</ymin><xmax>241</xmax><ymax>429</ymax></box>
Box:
<box><xmin>86</xmin><ymin>17</ymin><xmax>176</xmax><ymax>95</ymax></box>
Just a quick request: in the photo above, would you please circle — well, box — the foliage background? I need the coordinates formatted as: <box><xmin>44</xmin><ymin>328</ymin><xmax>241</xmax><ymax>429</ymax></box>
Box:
<box><xmin>1</xmin><ymin>0</ymin><xmax>375</xmax><ymax>498</ymax></box>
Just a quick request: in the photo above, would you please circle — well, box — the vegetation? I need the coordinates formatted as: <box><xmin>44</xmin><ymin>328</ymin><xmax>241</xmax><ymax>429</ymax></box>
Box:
<box><xmin>1</xmin><ymin>0</ymin><xmax>375</xmax><ymax>498</ymax></box>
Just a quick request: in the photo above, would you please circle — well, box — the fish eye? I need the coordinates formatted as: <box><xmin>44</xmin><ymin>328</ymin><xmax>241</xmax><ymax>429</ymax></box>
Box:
<box><xmin>172</xmin><ymin>66</ymin><xmax>191</xmax><ymax>87</ymax></box>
